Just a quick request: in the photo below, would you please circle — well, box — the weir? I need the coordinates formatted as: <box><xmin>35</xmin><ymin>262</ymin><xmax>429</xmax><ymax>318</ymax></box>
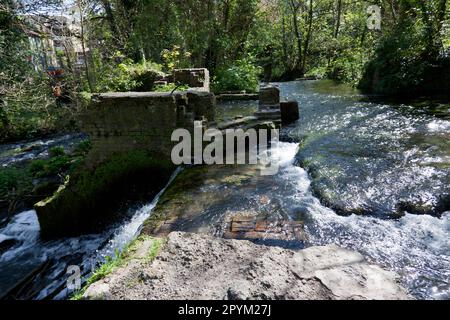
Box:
<box><xmin>35</xmin><ymin>69</ymin><xmax>299</xmax><ymax>238</ymax></box>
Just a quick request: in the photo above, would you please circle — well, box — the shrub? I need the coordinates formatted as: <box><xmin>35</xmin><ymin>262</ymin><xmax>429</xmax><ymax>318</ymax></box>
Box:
<box><xmin>161</xmin><ymin>45</ymin><xmax>191</xmax><ymax>71</ymax></box>
<box><xmin>153</xmin><ymin>83</ymin><xmax>189</xmax><ymax>92</ymax></box>
<box><xmin>0</xmin><ymin>167</ymin><xmax>31</xmax><ymax>201</ymax></box>
<box><xmin>49</xmin><ymin>146</ymin><xmax>65</xmax><ymax>157</ymax></box>
<box><xmin>213</xmin><ymin>56</ymin><xmax>262</xmax><ymax>93</ymax></box>
<box><xmin>95</xmin><ymin>57</ymin><xmax>164</xmax><ymax>92</ymax></box>
<box><xmin>73</xmin><ymin>140</ymin><xmax>92</xmax><ymax>155</ymax></box>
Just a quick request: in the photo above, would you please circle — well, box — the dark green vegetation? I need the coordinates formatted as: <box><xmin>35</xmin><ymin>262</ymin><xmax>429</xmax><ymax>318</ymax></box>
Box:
<box><xmin>0</xmin><ymin>142</ymin><xmax>90</xmax><ymax>219</ymax></box>
<box><xmin>2</xmin><ymin>0</ymin><xmax>449</xmax><ymax>144</ymax></box>
<box><xmin>35</xmin><ymin>150</ymin><xmax>175</xmax><ymax>238</ymax></box>
<box><xmin>359</xmin><ymin>0</ymin><xmax>450</xmax><ymax>96</ymax></box>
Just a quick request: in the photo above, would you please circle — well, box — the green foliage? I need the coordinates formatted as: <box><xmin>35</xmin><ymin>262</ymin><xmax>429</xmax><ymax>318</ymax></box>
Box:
<box><xmin>0</xmin><ymin>140</ymin><xmax>89</xmax><ymax>214</ymax></box>
<box><xmin>359</xmin><ymin>0</ymin><xmax>450</xmax><ymax>96</ymax></box>
<box><xmin>161</xmin><ymin>45</ymin><xmax>191</xmax><ymax>71</ymax></box>
<box><xmin>153</xmin><ymin>83</ymin><xmax>189</xmax><ymax>92</ymax></box>
<box><xmin>28</xmin><ymin>146</ymin><xmax>76</xmax><ymax>179</ymax></box>
<box><xmin>71</xmin><ymin>236</ymin><xmax>164</xmax><ymax>300</ymax></box>
<box><xmin>49</xmin><ymin>146</ymin><xmax>65</xmax><ymax>157</ymax></box>
<box><xmin>94</xmin><ymin>53</ymin><xmax>164</xmax><ymax>92</ymax></box>
<box><xmin>0</xmin><ymin>167</ymin><xmax>32</xmax><ymax>202</ymax></box>
<box><xmin>88</xmin><ymin>250</ymin><xmax>122</xmax><ymax>285</ymax></box>
<box><xmin>0</xmin><ymin>73</ymin><xmax>78</xmax><ymax>143</ymax></box>
<box><xmin>213</xmin><ymin>56</ymin><xmax>262</xmax><ymax>93</ymax></box>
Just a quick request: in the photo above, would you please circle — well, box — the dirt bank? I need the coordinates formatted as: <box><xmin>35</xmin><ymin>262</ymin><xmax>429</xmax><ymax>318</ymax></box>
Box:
<box><xmin>83</xmin><ymin>232</ymin><xmax>411</xmax><ymax>300</ymax></box>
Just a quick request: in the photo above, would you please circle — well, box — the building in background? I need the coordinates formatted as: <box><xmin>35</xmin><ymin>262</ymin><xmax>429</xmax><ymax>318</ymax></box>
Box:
<box><xmin>23</xmin><ymin>7</ymin><xmax>88</xmax><ymax>74</ymax></box>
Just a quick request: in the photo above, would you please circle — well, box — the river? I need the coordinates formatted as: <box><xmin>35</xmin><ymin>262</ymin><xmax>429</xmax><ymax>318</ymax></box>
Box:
<box><xmin>0</xmin><ymin>80</ymin><xmax>448</xmax><ymax>300</ymax></box>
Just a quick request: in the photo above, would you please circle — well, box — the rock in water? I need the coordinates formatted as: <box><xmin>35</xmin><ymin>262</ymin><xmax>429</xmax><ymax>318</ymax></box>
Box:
<box><xmin>82</xmin><ymin>232</ymin><xmax>411</xmax><ymax>300</ymax></box>
<box><xmin>0</xmin><ymin>236</ymin><xmax>18</xmax><ymax>255</ymax></box>
<box><xmin>280</xmin><ymin>101</ymin><xmax>299</xmax><ymax>124</ymax></box>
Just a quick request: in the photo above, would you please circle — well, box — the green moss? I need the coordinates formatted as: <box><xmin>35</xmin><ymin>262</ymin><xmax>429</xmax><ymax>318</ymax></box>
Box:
<box><xmin>49</xmin><ymin>146</ymin><xmax>65</xmax><ymax>157</ymax></box>
<box><xmin>222</xmin><ymin>174</ymin><xmax>251</xmax><ymax>186</ymax></box>
<box><xmin>35</xmin><ymin>150</ymin><xmax>175</xmax><ymax>238</ymax></box>
<box><xmin>153</xmin><ymin>83</ymin><xmax>189</xmax><ymax>92</ymax></box>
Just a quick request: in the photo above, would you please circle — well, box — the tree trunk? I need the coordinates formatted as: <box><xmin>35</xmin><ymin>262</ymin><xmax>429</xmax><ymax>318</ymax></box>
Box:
<box><xmin>290</xmin><ymin>0</ymin><xmax>303</xmax><ymax>74</ymax></box>
<box><xmin>301</xmin><ymin>0</ymin><xmax>313</xmax><ymax>72</ymax></box>
<box><xmin>100</xmin><ymin>0</ymin><xmax>118</xmax><ymax>36</ymax></box>
<box><xmin>281</xmin><ymin>8</ymin><xmax>290</xmax><ymax>69</ymax></box>
<box><xmin>334</xmin><ymin>0</ymin><xmax>342</xmax><ymax>38</ymax></box>
<box><xmin>77</xmin><ymin>1</ymin><xmax>94</xmax><ymax>92</ymax></box>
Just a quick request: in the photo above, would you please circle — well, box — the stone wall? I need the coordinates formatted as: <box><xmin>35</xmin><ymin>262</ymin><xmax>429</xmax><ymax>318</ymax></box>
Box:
<box><xmin>82</xmin><ymin>91</ymin><xmax>216</xmax><ymax>167</ymax></box>
<box><xmin>35</xmin><ymin>90</ymin><xmax>216</xmax><ymax>238</ymax></box>
<box><xmin>173</xmin><ymin>68</ymin><xmax>210</xmax><ymax>92</ymax></box>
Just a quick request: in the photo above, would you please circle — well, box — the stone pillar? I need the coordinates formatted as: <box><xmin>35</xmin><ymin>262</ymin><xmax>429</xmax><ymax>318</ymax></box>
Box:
<box><xmin>259</xmin><ymin>85</ymin><xmax>280</xmax><ymax>108</ymax></box>
<box><xmin>280</xmin><ymin>101</ymin><xmax>299</xmax><ymax>124</ymax></box>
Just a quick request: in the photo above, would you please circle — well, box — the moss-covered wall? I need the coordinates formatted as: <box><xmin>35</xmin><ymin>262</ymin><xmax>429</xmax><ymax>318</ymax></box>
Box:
<box><xmin>35</xmin><ymin>91</ymin><xmax>216</xmax><ymax>238</ymax></box>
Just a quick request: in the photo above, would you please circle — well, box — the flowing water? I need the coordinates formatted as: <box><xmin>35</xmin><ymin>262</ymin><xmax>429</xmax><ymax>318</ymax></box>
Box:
<box><xmin>0</xmin><ymin>133</ymin><xmax>87</xmax><ymax>168</ymax></box>
<box><xmin>281</xmin><ymin>81</ymin><xmax>450</xmax><ymax>217</ymax></box>
<box><xmin>0</xmin><ymin>166</ymin><xmax>181</xmax><ymax>299</ymax></box>
<box><xmin>0</xmin><ymin>80</ymin><xmax>448</xmax><ymax>300</ymax></box>
<box><xmin>276</xmin><ymin>80</ymin><xmax>449</xmax><ymax>299</ymax></box>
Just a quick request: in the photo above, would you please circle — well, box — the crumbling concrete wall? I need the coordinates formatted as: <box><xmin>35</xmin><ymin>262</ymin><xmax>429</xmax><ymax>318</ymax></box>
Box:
<box><xmin>257</xmin><ymin>85</ymin><xmax>299</xmax><ymax>124</ymax></box>
<box><xmin>35</xmin><ymin>90</ymin><xmax>216</xmax><ymax>238</ymax></box>
<box><xmin>173</xmin><ymin>68</ymin><xmax>210</xmax><ymax>92</ymax></box>
<box><xmin>81</xmin><ymin>91</ymin><xmax>216</xmax><ymax>167</ymax></box>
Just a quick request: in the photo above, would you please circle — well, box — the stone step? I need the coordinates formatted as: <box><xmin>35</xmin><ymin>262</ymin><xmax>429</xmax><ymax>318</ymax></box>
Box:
<box><xmin>254</xmin><ymin>110</ymin><xmax>281</xmax><ymax>120</ymax></box>
<box><xmin>259</xmin><ymin>104</ymin><xmax>281</xmax><ymax>110</ymax></box>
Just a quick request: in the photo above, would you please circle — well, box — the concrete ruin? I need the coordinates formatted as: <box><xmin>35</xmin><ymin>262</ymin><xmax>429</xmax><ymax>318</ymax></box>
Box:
<box><xmin>256</xmin><ymin>85</ymin><xmax>299</xmax><ymax>124</ymax></box>
<box><xmin>34</xmin><ymin>71</ymin><xmax>300</xmax><ymax>238</ymax></box>
<box><xmin>155</xmin><ymin>68</ymin><xmax>210</xmax><ymax>92</ymax></box>
<box><xmin>81</xmin><ymin>90</ymin><xmax>216</xmax><ymax>167</ymax></box>
<box><xmin>173</xmin><ymin>68</ymin><xmax>210</xmax><ymax>92</ymax></box>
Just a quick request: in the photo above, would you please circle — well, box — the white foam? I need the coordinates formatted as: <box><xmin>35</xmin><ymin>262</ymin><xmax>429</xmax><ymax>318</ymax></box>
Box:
<box><xmin>269</xmin><ymin>142</ymin><xmax>450</xmax><ymax>299</ymax></box>
<box><xmin>427</xmin><ymin>120</ymin><xmax>450</xmax><ymax>132</ymax></box>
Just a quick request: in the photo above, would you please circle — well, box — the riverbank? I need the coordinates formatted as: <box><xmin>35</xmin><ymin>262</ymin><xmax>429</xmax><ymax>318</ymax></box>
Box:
<box><xmin>0</xmin><ymin>134</ymin><xmax>90</xmax><ymax>225</ymax></box>
<box><xmin>81</xmin><ymin>232</ymin><xmax>410</xmax><ymax>300</ymax></box>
